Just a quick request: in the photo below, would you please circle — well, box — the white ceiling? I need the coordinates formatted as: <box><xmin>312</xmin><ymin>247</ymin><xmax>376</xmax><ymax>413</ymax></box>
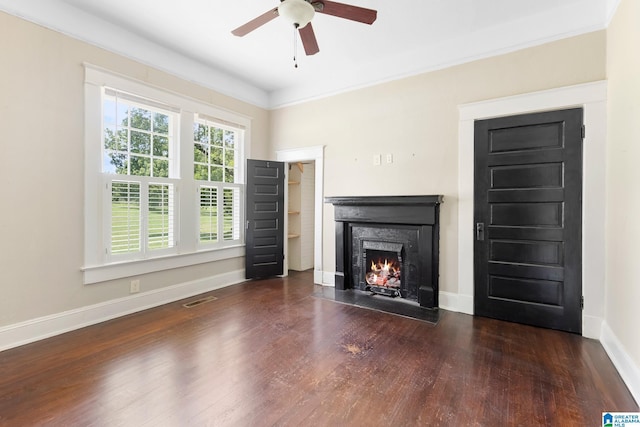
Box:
<box><xmin>0</xmin><ymin>0</ymin><xmax>617</xmax><ymax>108</ymax></box>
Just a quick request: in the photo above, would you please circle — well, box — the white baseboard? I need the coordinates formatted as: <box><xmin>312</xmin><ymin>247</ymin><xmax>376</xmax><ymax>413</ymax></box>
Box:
<box><xmin>438</xmin><ymin>291</ymin><xmax>459</xmax><ymax>312</ymax></box>
<box><xmin>600</xmin><ymin>321</ymin><xmax>640</xmax><ymax>404</ymax></box>
<box><xmin>582</xmin><ymin>314</ymin><xmax>603</xmax><ymax>340</ymax></box>
<box><xmin>0</xmin><ymin>269</ymin><xmax>245</xmax><ymax>353</ymax></box>
<box><xmin>457</xmin><ymin>294</ymin><xmax>474</xmax><ymax>315</ymax></box>
<box><xmin>322</xmin><ymin>271</ymin><xmax>335</xmax><ymax>286</ymax></box>
<box><xmin>313</xmin><ymin>269</ymin><xmax>323</xmax><ymax>285</ymax></box>
<box><xmin>438</xmin><ymin>292</ymin><xmax>474</xmax><ymax>315</ymax></box>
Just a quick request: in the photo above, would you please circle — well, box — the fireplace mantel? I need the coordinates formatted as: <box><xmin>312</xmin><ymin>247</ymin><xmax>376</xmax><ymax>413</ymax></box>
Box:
<box><xmin>325</xmin><ymin>195</ymin><xmax>443</xmax><ymax>206</ymax></box>
<box><xmin>325</xmin><ymin>195</ymin><xmax>443</xmax><ymax>224</ymax></box>
<box><xmin>325</xmin><ymin>195</ymin><xmax>443</xmax><ymax>309</ymax></box>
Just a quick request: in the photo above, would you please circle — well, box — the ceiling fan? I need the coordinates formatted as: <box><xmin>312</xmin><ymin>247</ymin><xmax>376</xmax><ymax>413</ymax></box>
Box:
<box><xmin>231</xmin><ymin>0</ymin><xmax>377</xmax><ymax>56</ymax></box>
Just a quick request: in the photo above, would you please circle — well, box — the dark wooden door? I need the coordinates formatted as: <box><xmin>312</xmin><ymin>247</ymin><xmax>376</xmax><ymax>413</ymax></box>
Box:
<box><xmin>474</xmin><ymin>108</ymin><xmax>583</xmax><ymax>333</ymax></box>
<box><xmin>245</xmin><ymin>159</ymin><xmax>285</xmax><ymax>279</ymax></box>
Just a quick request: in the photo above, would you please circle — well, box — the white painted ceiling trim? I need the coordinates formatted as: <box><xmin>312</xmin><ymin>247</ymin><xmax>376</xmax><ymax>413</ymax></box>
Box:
<box><xmin>269</xmin><ymin>1</ymin><xmax>608</xmax><ymax>108</ymax></box>
<box><xmin>0</xmin><ymin>0</ymin><xmax>270</xmax><ymax>108</ymax></box>
<box><xmin>0</xmin><ymin>0</ymin><xmax>615</xmax><ymax>110</ymax></box>
<box><xmin>605</xmin><ymin>0</ymin><xmax>622</xmax><ymax>26</ymax></box>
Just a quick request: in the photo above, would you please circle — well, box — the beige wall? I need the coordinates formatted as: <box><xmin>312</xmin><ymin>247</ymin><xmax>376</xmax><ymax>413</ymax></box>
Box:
<box><xmin>606</xmin><ymin>0</ymin><xmax>640</xmax><ymax>370</ymax></box>
<box><xmin>270</xmin><ymin>31</ymin><xmax>606</xmax><ymax>295</ymax></box>
<box><xmin>0</xmin><ymin>12</ymin><xmax>269</xmax><ymax>327</ymax></box>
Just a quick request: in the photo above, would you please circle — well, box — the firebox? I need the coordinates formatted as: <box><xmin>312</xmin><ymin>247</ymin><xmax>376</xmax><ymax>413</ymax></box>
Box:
<box><xmin>363</xmin><ymin>242</ymin><xmax>403</xmax><ymax>298</ymax></box>
<box><xmin>325</xmin><ymin>195</ymin><xmax>443</xmax><ymax>309</ymax></box>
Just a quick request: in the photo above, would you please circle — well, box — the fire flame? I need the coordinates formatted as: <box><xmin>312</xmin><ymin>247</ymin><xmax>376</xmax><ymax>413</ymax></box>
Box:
<box><xmin>366</xmin><ymin>257</ymin><xmax>401</xmax><ymax>287</ymax></box>
<box><xmin>370</xmin><ymin>259</ymin><xmax>398</xmax><ymax>274</ymax></box>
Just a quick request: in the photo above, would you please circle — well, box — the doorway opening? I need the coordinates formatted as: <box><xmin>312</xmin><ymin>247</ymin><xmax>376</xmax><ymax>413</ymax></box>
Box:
<box><xmin>286</xmin><ymin>161</ymin><xmax>315</xmax><ymax>273</ymax></box>
<box><xmin>473</xmin><ymin>108</ymin><xmax>583</xmax><ymax>333</ymax></box>
<box><xmin>458</xmin><ymin>81</ymin><xmax>607</xmax><ymax>339</ymax></box>
<box><xmin>276</xmin><ymin>146</ymin><xmax>324</xmax><ymax>284</ymax></box>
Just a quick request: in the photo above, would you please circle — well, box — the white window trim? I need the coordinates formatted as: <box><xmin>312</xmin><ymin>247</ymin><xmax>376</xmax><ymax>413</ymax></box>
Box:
<box><xmin>83</xmin><ymin>64</ymin><xmax>251</xmax><ymax>284</ymax></box>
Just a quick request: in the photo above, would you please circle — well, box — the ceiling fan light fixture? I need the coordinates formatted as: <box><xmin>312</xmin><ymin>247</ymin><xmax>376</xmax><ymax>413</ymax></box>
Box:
<box><xmin>278</xmin><ymin>0</ymin><xmax>315</xmax><ymax>28</ymax></box>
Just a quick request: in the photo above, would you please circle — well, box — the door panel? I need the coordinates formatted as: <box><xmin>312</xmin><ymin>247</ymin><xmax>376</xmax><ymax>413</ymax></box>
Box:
<box><xmin>490</xmin><ymin>240</ymin><xmax>563</xmax><ymax>265</ymax></box>
<box><xmin>490</xmin><ymin>163</ymin><xmax>563</xmax><ymax>188</ymax></box>
<box><xmin>489</xmin><ymin>121</ymin><xmax>564</xmax><ymax>152</ymax></box>
<box><xmin>491</xmin><ymin>202</ymin><xmax>564</xmax><ymax>226</ymax></box>
<box><xmin>474</xmin><ymin>108</ymin><xmax>583</xmax><ymax>333</ymax></box>
<box><xmin>488</xmin><ymin>276</ymin><xmax>563</xmax><ymax>306</ymax></box>
<box><xmin>245</xmin><ymin>159</ymin><xmax>285</xmax><ymax>279</ymax></box>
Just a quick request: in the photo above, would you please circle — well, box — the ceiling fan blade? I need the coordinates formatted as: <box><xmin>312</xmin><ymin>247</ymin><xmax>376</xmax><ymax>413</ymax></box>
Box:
<box><xmin>231</xmin><ymin>7</ymin><xmax>279</xmax><ymax>36</ymax></box>
<box><xmin>299</xmin><ymin>23</ymin><xmax>320</xmax><ymax>56</ymax></box>
<box><xmin>314</xmin><ymin>1</ymin><xmax>377</xmax><ymax>24</ymax></box>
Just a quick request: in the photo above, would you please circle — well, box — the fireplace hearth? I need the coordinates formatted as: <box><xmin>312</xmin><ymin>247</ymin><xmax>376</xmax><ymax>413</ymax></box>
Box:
<box><xmin>325</xmin><ymin>196</ymin><xmax>443</xmax><ymax>311</ymax></box>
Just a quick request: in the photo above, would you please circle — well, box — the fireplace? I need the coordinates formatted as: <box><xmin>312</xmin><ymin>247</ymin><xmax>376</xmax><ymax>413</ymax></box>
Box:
<box><xmin>325</xmin><ymin>195</ymin><xmax>443</xmax><ymax>309</ymax></box>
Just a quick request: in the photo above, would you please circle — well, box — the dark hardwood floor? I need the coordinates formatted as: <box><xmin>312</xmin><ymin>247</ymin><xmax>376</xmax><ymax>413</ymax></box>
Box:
<box><xmin>0</xmin><ymin>270</ymin><xmax>637</xmax><ymax>426</ymax></box>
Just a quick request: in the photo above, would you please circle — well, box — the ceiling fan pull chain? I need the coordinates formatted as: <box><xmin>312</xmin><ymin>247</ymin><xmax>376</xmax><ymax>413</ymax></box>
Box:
<box><xmin>293</xmin><ymin>24</ymin><xmax>299</xmax><ymax>68</ymax></box>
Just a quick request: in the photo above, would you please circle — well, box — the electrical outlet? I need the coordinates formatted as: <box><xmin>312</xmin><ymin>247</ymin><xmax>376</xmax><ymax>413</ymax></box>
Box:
<box><xmin>386</xmin><ymin>153</ymin><xmax>393</xmax><ymax>164</ymax></box>
<box><xmin>130</xmin><ymin>279</ymin><xmax>140</xmax><ymax>294</ymax></box>
<box><xmin>373</xmin><ymin>154</ymin><xmax>381</xmax><ymax>166</ymax></box>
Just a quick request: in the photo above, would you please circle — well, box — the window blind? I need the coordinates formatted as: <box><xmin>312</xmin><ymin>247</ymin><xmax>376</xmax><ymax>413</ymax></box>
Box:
<box><xmin>148</xmin><ymin>183</ymin><xmax>175</xmax><ymax>250</ymax></box>
<box><xmin>111</xmin><ymin>181</ymin><xmax>141</xmax><ymax>254</ymax></box>
<box><xmin>199</xmin><ymin>186</ymin><xmax>218</xmax><ymax>243</ymax></box>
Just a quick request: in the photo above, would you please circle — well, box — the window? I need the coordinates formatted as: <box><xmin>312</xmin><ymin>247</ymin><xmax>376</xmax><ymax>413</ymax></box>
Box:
<box><xmin>194</xmin><ymin>117</ymin><xmax>242</xmax><ymax>247</ymax></box>
<box><xmin>102</xmin><ymin>90</ymin><xmax>178</xmax><ymax>260</ymax></box>
<box><xmin>197</xmin><ymin>185</ymin><xmax>240</xmax><ymax>244</ymax></box>
<box><xmin>103</xmin><ymin>90</ymin><xmax>174</xmax><ymax>178</ymax></box>
<box><xmin>84</xmin><ymin>66</ymin><xmax>248</xmax><ymax>283</ymax></box>
<box><xmin>193</xmin><ymin>119</ymin><xmax>238</xmax><ymax>183</ymax></box>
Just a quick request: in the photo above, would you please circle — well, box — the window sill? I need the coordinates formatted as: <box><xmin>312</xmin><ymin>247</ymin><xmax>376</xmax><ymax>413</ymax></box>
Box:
<box><xmin>82</xmin><ymin>245</ymin><xmax>245</xmax><ymax>285</ymax></box>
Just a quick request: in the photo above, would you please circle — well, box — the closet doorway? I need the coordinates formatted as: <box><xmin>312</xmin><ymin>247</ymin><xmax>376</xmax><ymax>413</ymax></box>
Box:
<box><xmin>276</xmin><ymin>146</ymin><xmax>324</xmax><ymax>284</ymax></box>
<box><xmin>286</xmin><ymin>162</ymin><xmax>315</xmax><ymax>273</ymax></box>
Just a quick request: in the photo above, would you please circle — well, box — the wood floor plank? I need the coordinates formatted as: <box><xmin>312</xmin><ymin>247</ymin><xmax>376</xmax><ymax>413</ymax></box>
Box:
<box><xmin>0</xmin><ymin>270</ymin><xmax>637</xmax><ymax>426</ymax></box>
